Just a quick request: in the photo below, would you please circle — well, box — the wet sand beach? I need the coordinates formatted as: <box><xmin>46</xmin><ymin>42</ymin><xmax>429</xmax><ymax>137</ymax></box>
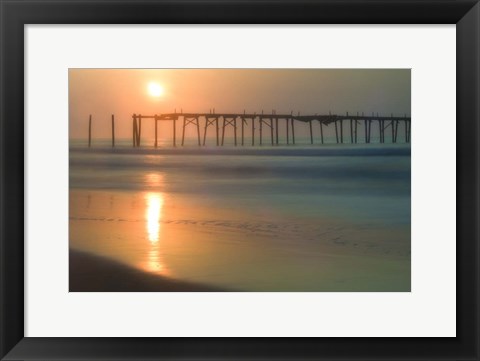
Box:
<box><xmin>70</xmin><ymin>249</ymin><xmax>225</xmax><ymax>291</ymax></box>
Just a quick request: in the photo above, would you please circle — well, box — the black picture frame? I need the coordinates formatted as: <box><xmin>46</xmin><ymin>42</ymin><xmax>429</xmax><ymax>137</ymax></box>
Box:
<box><xmin>1</xmin><ymin>0</ymin><xmax>478</xmax><ymax>360</ymax></box>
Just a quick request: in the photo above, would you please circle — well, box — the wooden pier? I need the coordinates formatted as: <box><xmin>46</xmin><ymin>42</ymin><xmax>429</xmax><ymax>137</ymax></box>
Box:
<box><xmin>87</xmin><ymin>111</ymin><xmax>411</xmax><ymax>147</ymax></box>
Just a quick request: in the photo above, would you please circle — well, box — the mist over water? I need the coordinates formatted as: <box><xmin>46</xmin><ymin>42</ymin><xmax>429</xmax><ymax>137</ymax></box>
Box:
<box><xmin>69</xmin><ymin>139</ymin><xmax>411</xmax><ymax>291</ymax></box>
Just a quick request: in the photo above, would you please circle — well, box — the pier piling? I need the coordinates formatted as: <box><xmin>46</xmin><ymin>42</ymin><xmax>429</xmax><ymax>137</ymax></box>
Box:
<box><xmin>259</xmin><ymin>116</ymin><xmax>263</xmax><ymax>146</ymax></box>
<box><xmin>309</xmin><ymin>121</ymin><xmax>313</xmax><ymax>144</ymax></box>
<box><xmin>391</xmin><ymin>115</ymin><xmax>394</xmax><ymax>143</ymax></box>
<box><xmin>137</xmin><ymin>115</ymin><xmax>142</xmax><ymax>146</ymax></box>
<box><xmin>350</xmin><ymin>119</ymin><xmax>353</xmax><ymax>143</ymax></box>
<box><xmin>404</xmin><ymin>120</ymin><xmax>408</xmax><ymax>143</ymax></box>
<box><xmin>286</xmin><ymin>118</ymin><xmax>290</xmax><ymax>145</ymax></box>
<box><xmin>364</xmin><ymin>119</ymin><xmax>368</xmax><ymax>143</ymax></box>
<box><xmin>203</xmin><ymin>116</ymin><xmax>218</xmax><ymax>146</ymax></box>
<box><xmin>340</xmin><ymin>119</ymin><xmax>344</xmax><ymax>143</ymax></box>
<box><xmin>111</xmin><ymin>115</ymin><xmax>115</xmax><ymax>147</ymax></box>
<box><xmin>275</xmin><ymin>118</ymin><xmax>279</xmax><ymax>145</ymax></box>
<box><xmin>407</xmin><ymin>121</ymin><xmax>411</xmax><ymax>143</ymax></box>
<box><xmin>372</xmin><ymin>120</ymin><xmax>374</xmax><ymax>144</ymax></box>
<box><xmin>88</xmin><ymin>114</ymin><xmax>92</xmax><ymax>147</ymax></box>
<box><xmin>378</xmin><ymin>118</ymin><xmax>382</xmax><ymax>143</ymax></box>
<box><xmin>234</xmin><ymin>117</ymin><xmax>237</xmax><ymax>146</ymax></box>
<box><xmin>240</xmin><ymin>116</ymin><xmax>245</xmax><ymax>146</ymax></box>
<box><xmin>394</xmin><ymin>120</ymin><xmax>399</xmax><ymax>143</ymax></box>
<box><xmin>181</xmin><ymin>116</ymin><xmax>201</xmax><ymax>146</ymax></box>
<box><xmin>182</xmin><ymin>117</ymin><xmax>186</xmax><ymax>146</ymax></box>
<box><xmin>270</xmin><ymin>118</ymin><xmax>274</xmax><ymax>146</ymax></box>
<box><xmin>221</xmin><ymin>117</ymin><xmax>226</xmax><ymax>146</ymax></box>
<box><xmin>354</xmin><ymin>112</ymin><xmax>358</xmax><ymax>144</ymax></box>
<box><xmin>196</xmin><ymin>117</ymin><xmax>201</xmax><ymax>146</ymax></box>
<box><xmin>252</xmin><ymin>117</ymin><xmax>255</xmax><ymax>146</ymax></box>
<box><xmin>291</xmin><ymin>118</ymin><xmax>295</xmax><ymax>144</ymax></box>
<box><xmin>173</xmin><ymin>118</ymin><xmax>176</xmax><ymax>147</ymax></box>
<box><xmin>319</xmin><ymin>121</ymin><xmax>324</xmax><ymax>144</ymax></box>
<box><xmin>203</xmin><ymin>118</ymin><xmax>208</xmax><ymax>146</ymax></box>
<box><xmin>335</xmin><ymin>120</ymin><xmax>339</xmax><ymax>144</ymax></box>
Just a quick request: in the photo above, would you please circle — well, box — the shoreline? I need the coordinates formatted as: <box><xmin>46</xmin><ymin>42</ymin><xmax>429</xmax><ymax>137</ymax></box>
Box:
<box><xmin>69</xmin><ymin>249</ymin><xmax>228</xmax><ymax>292</ymax></box>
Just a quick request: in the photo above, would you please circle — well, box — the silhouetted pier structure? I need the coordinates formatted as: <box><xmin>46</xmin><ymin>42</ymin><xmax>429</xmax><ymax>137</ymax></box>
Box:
<box><xmin>87</xmin><ymin>111</ymin><xmax>411</xmax><ymax>147</ymax></box>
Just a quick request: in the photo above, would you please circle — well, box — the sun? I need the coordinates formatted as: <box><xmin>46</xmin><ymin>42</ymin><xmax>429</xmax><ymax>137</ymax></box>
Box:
<box><xmin>148</xmin><ymin>82</ymin><xmax>164</xmax><ymax>97</ymax></box>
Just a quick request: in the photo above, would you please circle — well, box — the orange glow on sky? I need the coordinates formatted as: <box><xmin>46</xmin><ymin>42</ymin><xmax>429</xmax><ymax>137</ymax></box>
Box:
<box><xmin>69</xmin><ymin>69</ymin><xmax>411</xmax><ymax>139</ymax></box>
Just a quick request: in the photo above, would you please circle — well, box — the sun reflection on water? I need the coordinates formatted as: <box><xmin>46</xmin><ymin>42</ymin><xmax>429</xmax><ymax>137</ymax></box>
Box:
<box><xmin>146</xmin><ymin>192</ymin><xmax>163</xmax><ymax>244</ymax></box>
<box><xmin>145</xmin><ymin>172</ymin><xmax>164</xmax><ymax>188</ymax></box>
<box><xmin>143</xmin><ymin>189</ymin><xmax>168</xmax><ymax>275</ymax></box>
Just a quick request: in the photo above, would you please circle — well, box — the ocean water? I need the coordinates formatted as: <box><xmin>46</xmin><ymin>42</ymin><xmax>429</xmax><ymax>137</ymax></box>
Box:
<box><xmin>69</xmin><ymin>138</ymin><xmax>411</xmax><ymax>291</ymax></box>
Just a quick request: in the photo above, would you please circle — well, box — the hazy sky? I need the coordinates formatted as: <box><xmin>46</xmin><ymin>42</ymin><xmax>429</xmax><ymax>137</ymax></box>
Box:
<box><xmin>69</xmin><ymin>69</ymin><xmax>410</xmax><ymax>139</ymax></box>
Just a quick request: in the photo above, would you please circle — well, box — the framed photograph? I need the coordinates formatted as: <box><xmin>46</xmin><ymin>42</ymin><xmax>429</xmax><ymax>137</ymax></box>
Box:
<box><xmin>68</xmin><ymin>68</ymin><xmax>412</xmax><ymax>293</ymax></box>
<box><xmin>1</xmin><ymin>0</ymin><xmax>478</xmax><ymax>360</ymax></box>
